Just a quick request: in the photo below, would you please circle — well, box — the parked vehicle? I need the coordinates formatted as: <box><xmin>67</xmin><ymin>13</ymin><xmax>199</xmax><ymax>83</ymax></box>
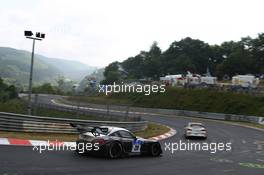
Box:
<box><xmin>200</xmin><ymin>76</ymin><xmax>217</xmax><ymax>86</ymax></box>
<box><xmin>160</xmin><ymin>74</ymin><xmax>185</xmax><ymax>86</ymax></box>
<box><xmin>232</xmin><ymin>75</ymin><xmax>259</xmax><ymax>88</ymax></box>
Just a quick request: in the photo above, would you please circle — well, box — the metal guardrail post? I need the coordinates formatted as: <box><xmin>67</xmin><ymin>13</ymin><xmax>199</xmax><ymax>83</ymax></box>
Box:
<box><xmin>126</xmin><ymin>105</ymin><xmax>129</xmax><ymax>120</ymax></box>
<box><xmin>107</xmin><ymin>104</ymin><xmax>110</xmax><ymax>116</ymax></box>
<box><xmin>33</xmin><ymin>94</ymin><xmax>38</xmax><ymax>115</ymax></box>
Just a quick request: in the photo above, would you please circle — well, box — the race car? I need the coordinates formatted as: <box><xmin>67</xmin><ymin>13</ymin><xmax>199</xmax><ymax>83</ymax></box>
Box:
<box><xmin>184</xmin><ymin>122</ymin><xmax>207</xmax><ymax>139</ymax></box>
<box><xmin>71</xmin><ymin>124</ymin><xmax>162</xmax><ymax>159</ymax></box>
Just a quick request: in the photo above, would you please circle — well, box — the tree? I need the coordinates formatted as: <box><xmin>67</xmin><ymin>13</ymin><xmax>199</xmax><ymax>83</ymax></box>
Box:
<box><xmin>56</xmin><ymin>75</ymin><xmax>65</xmax><ymax>89</ymax></box>
<box><xmin>102</xmin><ymin>33</ymin><xmax>264</xmax><ymax>81</ymax></box>
<box><xmin>0</xmin><ymin>77</ymin><xmax>18</xmax><ymax>102</ymax></box>
<box><xmin>101</xmin><ymin>62</ymin><xmax>121</xmax><ymax>84</ymax></box>
<box><xmin>143</xmin><ymin>42</ymin><xmax>162</xmax><ymax>79</ymax></box>
<box><xmin>32</xmin><ymin>83</ymin><xmax>57</xmax><ymax>94</ymax></box>
<box><xmin>250</xmin><ymin>33</ymin><xmax>264</xmax><ymax>73</ymax></box>
<box><xmin>215</xmin><ymin>41</ymin><xmax>255</xmax><ymax>77</ymax></box>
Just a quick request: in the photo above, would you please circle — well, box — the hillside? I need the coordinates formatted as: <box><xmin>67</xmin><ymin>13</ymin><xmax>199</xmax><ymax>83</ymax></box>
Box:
<box><xmin>37</xmin><ymin>56</ymin><xmax>96</xmax><ymax>81</ymax></box>
<box><xmin>0</xmin><ymin>47</ymin><xmax>96</xmax><ymax>86</ymax></box>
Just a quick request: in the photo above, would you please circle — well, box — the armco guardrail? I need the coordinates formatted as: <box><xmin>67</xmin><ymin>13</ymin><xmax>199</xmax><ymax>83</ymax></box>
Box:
<box><xmin>0</xmin><ymin>112</ymin><xmax>148</xmax><ymax>133</ymax></box>
<box><xmin>56</xmin><ymin>100</ymin><xmax>264</xmax><ymax>125</ymax></box>
<box><xmin>33</xmin><ymin>102</ymin><xmax>142</xmax><ymax>122</ymax></box>
<box><xmin>130</xmin><ymin>107</ymin><xmax>264</xmax><ymax>125</ymax></box>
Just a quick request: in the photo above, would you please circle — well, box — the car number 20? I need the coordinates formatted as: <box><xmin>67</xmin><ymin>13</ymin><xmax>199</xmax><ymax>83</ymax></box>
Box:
<box><xmin>132</xmin><ymin>140</ymin><xmax>142</xmax><ymax>153</ymax></box>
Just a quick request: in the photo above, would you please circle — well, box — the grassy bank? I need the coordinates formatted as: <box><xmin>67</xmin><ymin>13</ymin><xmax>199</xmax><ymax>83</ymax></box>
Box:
<box><xmin>67</xmin><ymin>87</ymin><xmax>264</xmax><ymax>117</ymax></box>
<box><xmin>0</xmin><ymin>99</ymin><xmax>109</xmax><ymax>120</ymax></box>
<box><xmin>0</xmin><ymin>122</ymin><xmax>169</xmax><ymax>141</ymax></box>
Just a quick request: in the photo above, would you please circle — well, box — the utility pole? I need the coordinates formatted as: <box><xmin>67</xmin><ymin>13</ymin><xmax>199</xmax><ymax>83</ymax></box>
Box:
<box><xmin>24</xmin><ymin>31</ymin><xmax>45</xmax><ymax>115</ymax></box>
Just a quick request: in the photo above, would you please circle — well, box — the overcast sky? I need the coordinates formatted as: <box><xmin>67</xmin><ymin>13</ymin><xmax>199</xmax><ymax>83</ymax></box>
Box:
<box><xmin>0</xmin><ymin>0</ymin><xmax>264</xmax><ymax>67</ymax></box>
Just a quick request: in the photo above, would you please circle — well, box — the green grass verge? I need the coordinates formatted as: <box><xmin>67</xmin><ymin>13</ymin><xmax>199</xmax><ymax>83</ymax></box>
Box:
<box><xmin>0</xmin><ymin>122</ymin><xmax>170</xmax><ymax>141</ymax></box>
<box><xmin>224</xmin><ymin>121</ymin><xmax>264</xmax><ymax>130</ymax></box>
<box><xmin>134</xmin><ymin>122</ymin><xmax>170</xmax><ymax>138</ymax></box>
<box><xmin>0</xmin><ymin>99</ymin><xmax>112</xmax><ymax>121</ymax></box>
<box><xmin>67</xmin><ymin>87</ymin><xmax>264</xmax><ymax>117</ymax></box>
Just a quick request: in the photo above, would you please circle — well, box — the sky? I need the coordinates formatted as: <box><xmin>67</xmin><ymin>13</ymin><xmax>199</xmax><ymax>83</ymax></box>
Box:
<box><xmin>0</xmin><ymin>0</ymin><xmax>264</xmax><ymax>67</ymax></box>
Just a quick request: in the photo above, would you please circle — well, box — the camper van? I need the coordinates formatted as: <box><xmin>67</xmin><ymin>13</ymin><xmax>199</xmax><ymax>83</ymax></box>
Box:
<box><xmin>232</xmin><ymin>75</ymin><xmax>259</xmax><ymax>88</ymax></box>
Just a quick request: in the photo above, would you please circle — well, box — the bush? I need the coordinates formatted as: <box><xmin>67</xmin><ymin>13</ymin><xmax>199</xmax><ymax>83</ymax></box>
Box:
<box><xmin>32</xmin><ymin>83</ymin><xmax>62</xmax><ymax>95</ymax></box>
<box><xmin>0</xmin><ymin>77</ymin><xmax>18</xmax><ymax>102</ymax></box>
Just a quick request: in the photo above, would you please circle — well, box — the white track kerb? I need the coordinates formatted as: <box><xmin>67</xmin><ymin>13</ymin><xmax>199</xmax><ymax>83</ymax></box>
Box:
<box><xmin>149</xmin><ymin>127</ymin><xmax>176</xmax><ymax>141</ymax></box>
<box><xmin>0</xmin><ymin>127</ymin><xmax>176</xmax><ymax>147</ymax></box>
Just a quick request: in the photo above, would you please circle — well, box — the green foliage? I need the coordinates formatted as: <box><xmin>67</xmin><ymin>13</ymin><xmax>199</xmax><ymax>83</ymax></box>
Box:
<box><xmin>0</xmin><ymin>47</ymin><xmax>61</xmax><ymax>86</ymax></box>
<box><xmin>107</xmin><ymin>88</ymin><xmax>264</xmax><ymax>117</ymax></box>
<box><xmin>70</xmin><ymin>88</ymin><xmax>264</xmax><ymax>117</ymax></box>
<box><xmin>0</xmin><ymin>99</ymin><xmax>110</xmax><ymax>120</ymax></box>
<box><xmin>103</xmin><ymin>33</ymin><xmax>264</xmax><ymax>82</ymax></box>
<box><xmin>0</xmin><ymin>99</ymin><xmax>26</xmax><ymax>113</ymax></box>
<box><xmin>0</xmin><ymin>77</ymin><xmax>18</xmax><ymax>102</ymax></box>
<box><xmin>32</xmin><ymin>83</ymin><xmax>62</xmax><ymax>94</ymax></box>
<box><xmin>101</xmin><ymin>62</ymin><xmax>122</xmax><ymax>84</ymax></box>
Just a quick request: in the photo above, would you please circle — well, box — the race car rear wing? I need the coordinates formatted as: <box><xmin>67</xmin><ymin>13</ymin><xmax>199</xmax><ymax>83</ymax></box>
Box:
<box><xmin>70</xmin><ymin>123</ymin><xmax>109</xmax><ymax>134</ymax></box>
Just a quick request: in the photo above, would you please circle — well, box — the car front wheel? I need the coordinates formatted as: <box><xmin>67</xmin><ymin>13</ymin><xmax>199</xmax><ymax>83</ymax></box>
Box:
<box><xmin>150</xmin><ymin>143</ymin><xmax>162</xmax><ymax>157</ymax></box>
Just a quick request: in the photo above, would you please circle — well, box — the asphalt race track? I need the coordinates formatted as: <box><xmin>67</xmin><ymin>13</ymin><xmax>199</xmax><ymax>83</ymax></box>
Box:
<box><xmin>1</xmin><ymin>94</ymin><xmax>264</xmax><ymax>175</ymax></box>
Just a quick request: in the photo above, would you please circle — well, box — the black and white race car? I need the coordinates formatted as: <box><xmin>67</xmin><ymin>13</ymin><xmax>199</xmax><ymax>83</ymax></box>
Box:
<box><xmin>71</xmin><ymin>125</ymin><xmax>162</xmax><ymax>159</ymax></box>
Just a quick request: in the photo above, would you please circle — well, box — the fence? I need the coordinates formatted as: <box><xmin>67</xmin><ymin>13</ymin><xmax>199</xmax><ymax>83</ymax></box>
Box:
<box><xmin>0</xmin><ymin>112</ymin><xmax>148</xmax><ymax>133</ymax></box>
<box><xmin>34</xmin><ymin>102</ymin><xmax>141</xmax><ymax>122</ymax></box>
<box><xmin>130</xmin><ymin>107</ymin><xmax>264</xmax><ymax>125</ymax></box>
<box><xmin>54</xmin><ymin>99</ymin><xmax>264</xmax><ymax>125</ymax></box>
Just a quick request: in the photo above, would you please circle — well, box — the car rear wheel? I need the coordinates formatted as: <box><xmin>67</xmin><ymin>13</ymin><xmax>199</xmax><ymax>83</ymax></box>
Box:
<box><xmin>150</xmin><ymin>143</ymin><xmax>162</xmax><ymax>157</ymax></box>
<box><xmin>108</xmin><ymin>142</ymin><xmax>123</xmax><ymax>159</ymax></box>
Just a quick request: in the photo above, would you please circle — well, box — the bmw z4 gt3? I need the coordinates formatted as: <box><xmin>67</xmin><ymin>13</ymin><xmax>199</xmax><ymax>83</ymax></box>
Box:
<box><xmin>72</xmin><ymin>125</ymin><xmax>162</xmax><ymax>159</ymax></box>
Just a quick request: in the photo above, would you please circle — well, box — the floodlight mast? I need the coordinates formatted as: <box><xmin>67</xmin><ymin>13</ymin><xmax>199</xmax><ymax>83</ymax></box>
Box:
<box><xmin>24</xmin><ymin>31</ymin><xmax>45</xmax><ymax>115</ymax></box>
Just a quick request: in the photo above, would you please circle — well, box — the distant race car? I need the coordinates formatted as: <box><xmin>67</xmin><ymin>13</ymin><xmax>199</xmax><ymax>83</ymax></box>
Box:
<box><xmin>184</xmin><ymin>122</ymin><xmax>207</xmax><ymax>139</ymax></box>
<box><xmin>71</xmin><ymin>124</ymin><xmax>162</xmax><ymax>159</ymax></box>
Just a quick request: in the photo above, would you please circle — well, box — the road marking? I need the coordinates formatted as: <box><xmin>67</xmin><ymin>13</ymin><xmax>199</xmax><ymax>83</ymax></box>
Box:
<box><xmin>238</xmin><ymin>150</ymin><xmax>250</xmax><ymax>154</ymax></box>
<box><xmin>238</xmin><ymin>162</ymin><xmax>264</xmax><ymax>169</ymax></box>
<box><xmin>210</xmin><ymin>158</ymin><xmax>233</xmax><ymax>163</ymax></box>
<box><xmin>222</xmin><ymin>169</ymin><xmax>234</xmax><ymax>173</ymax></box>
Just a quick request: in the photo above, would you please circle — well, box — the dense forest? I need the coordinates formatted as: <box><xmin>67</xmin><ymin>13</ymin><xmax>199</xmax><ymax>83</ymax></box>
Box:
<box><xmin>102</xmin><ymin>33</ymin><xmax>264</xmax><ymax>84</ymax></box>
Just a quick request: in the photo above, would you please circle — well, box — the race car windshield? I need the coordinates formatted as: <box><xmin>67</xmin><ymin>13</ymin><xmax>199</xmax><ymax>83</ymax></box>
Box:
<box><xmin>190</xmin><ymin>124</ymin><xmax>204</xmax><ymax>128</ymax></box>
